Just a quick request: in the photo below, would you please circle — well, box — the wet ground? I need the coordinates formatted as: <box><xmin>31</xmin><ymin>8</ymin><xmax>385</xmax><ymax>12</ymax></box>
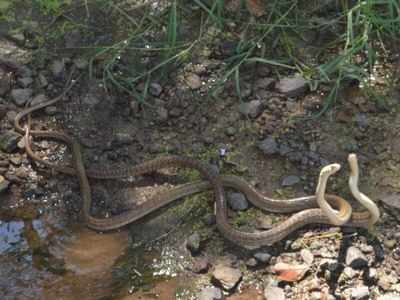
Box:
<box><xmin>1</xmin><ymin>1</ymin><xmax>400</xmax><ymax>300</ymax></box>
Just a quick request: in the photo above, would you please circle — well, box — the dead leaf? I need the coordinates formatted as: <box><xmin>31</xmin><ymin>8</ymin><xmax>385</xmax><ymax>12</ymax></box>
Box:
<box><xmin>271</xmin><ymin>262</ymin><xmax>309</xmax><ymax>282</ymax></box>
<box><xmin>245</xmin><ymin>0</ymin><xmax>266</xmax><ymax>17</ymax></box>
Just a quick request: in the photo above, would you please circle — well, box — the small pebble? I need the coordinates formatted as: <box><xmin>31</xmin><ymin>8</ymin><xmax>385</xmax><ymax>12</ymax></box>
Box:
<box><xmin>10</xmin><ymin>88</ymin><xmax>33</xmax><ymax>106</ymax></box>
<box><xmin>300</xmin><ymin>249</ymin><xmax>314</xmax><ymax>265</ymax></box>
<box><xmin>350</xmin><ymin>285</ymin><xmax>369</xmax><ymax>300</ymax></box>
<box><xmin>227</xmin><ymin>192</ymin><xmax>248</xmax><ymax>211</ymax></box>
<box><xmin>225</xmin><ymin>127</ymin><xmax>236</xmax><ymax>136</ymax></box>
<box><xmin>186</xmin><ymin>232</ymin><xmax>201</xmax><ymax>254</ymax></box>
<box><xmin>254</xmin><ymin>252</ymin><xmax>272</xmax><ymax>263</ymax></box>
<box><xmin>0</xmin><ymin>131</ymin><xmax>21</xmax><ymax>153</ymax></box>
<box><xmin>185</xmin><ymin>73</ymin><xmax>202</xmax><ymax>90</ymax></box>
<box><xmin>149</xmin><ymin>82</ymin><xmax>162</xmax><ymax>96</ymax></box>
<box><xmin>212</xmin><ymin>265</ymin><xmax>242</xmax><ymax>291</ymax></box>
<box><xmin>238</xmin><ymin>100</ymin><xmax>263</xmax><ymax>118</ymax></box>
<box><xmin>275</xmin><ymin>75</ymin><xmax>308</xmax><ymax>97</ymax></box>
<box><xmin>384</xmin><ymin>239</ymin><xmax>397</xmax><ymax>249</ymax></box>
<box><xmin>45</xmin><ymin>106</ymin><xmax>58</xmax><ymax>115</ymax></box>
<box><xmin>198</xmin><ymin>287</ymin><xmax>222</xmax><ymax>300</ymax></box>
<box><xmin>281</xmin><ymin>175</ymin><xmax>300</xmax><ymax>187</ymax></box>
<box><xmin>258</xmin><ymin>136</ymin><xmax>279</xmax><ymax>155</ymax></box>
<box><xmin>245</xmin><ymin>258</ymin><xmax>258</xmax><ymax>267</ymax></box>
<box><xmin>191</xmin><ymin>257</ymin><xmax>210</xmax><ymax>273</ymax></box>
<box><xmin>345</xmin><ymin>246</ymin><xmax>369</xmax><ymax>269</ymax></box>
<box><xmin>0</xmin><ymin>175</ymin><xmax>10</xmax><ymax>193</ymax></box>
<box><xmin>264</xmin><ymin>286</ymin><xmax>285</xmax><ymax>300</ymax></box>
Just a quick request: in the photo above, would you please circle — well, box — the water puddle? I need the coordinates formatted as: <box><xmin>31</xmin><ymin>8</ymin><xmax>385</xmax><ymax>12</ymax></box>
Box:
<box><xmin>43</xmin><ymin>226</ymin><xmax>130</xmax><ymax>299</ymax></box>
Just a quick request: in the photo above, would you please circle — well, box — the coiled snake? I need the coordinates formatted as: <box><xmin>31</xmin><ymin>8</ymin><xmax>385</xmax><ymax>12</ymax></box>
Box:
<box><xmin>15</xmin><ymin>73</ymin><xmax>380</xmax><ymax>249</ymax></box>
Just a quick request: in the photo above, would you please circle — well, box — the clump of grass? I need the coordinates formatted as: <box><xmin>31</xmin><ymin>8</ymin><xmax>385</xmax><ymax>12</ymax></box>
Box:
<box><xmin>35</xmin><ymin>0</ymin><xmax>69</xmax><ymax>15</ymax></box>
<box><xmin>79</xmin><ymin>0</ymin><xmax>399</xmax><ymax>114</ymax></box>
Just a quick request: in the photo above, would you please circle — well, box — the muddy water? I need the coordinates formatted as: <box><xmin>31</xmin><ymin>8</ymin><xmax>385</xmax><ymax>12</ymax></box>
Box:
<box><xmin>0</xmin><ymin>208</ymin><xmax>131</xmax><ymax>299</ymax></box>
<box><xmin>0</xmin><ymin>199</ymin><xmax>199</xmax><ymax>300</ymax></box>
<box><xmin>43</xmin><ymin>226</ymin><xmax>129</xmax><ymax>300</ymax></box>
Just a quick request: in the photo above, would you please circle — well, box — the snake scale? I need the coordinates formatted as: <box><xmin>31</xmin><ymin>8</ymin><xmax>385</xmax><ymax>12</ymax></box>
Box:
<box><xmin>15</xmin><ymin>71</ymin><xmax>379</xmax><ymax>249</ymax></box>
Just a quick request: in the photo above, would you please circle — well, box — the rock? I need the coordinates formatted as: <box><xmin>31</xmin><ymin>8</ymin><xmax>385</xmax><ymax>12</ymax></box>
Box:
<box><xmin>350</xmin><ymin>285</ymin><xmax>369</xmax><ymax>299</ymax></box>
<box><xmin>238</xmin><ymin>100</ymin><xmax>263</xmax><ymax>118</ymax></box>
<box><xmin>384</xmin><ymin>239</ymin><xmax>397</xmax><ymax>249</ymax></box>
<box><xmin>45</xmin><ymin>106</ymin><xmax>58</xmax><ymax>115</ymax></box>
<box><xmin>0</xmin><ymin>160</ymin><xmax>9</xmax><ymax>168</ymax></box>
<box><xmin>9</xmin><ymin>155</ymin><xmax>22</xmax><ymax>166</ymax></box>
<box><xmin>0</xmin><ymin>131</ymin><xmax>21</xmax><ymax>153</ymax></box>
<box><xmin>0</xmin><ymin>175</ymin><xmax>10</xmax><ymax>194</ymax></box>
<box><xmin>300</xmin><ymin>249</ymin><xmax>314</xmax><ymax>265</ymax></box>
<box><xmin>30</xmin><ymin>94</ymin><xmax>48</xmax><ymax>107</ymax></box>
<box><xmin>287</xmin><ymin>151</ymin><xmax>303</xmax><ymax>163</ymax></box>
<box><xmin>51</xmin><ymin>60</ymin><xmax>65</xmax><ymax>78</ymax></box>
<box><xmin>38</xmin><ymin>73</ymin><xmax>48</xmax><ymax>87</ymax></box>
<box><xmin>272</xmin><ymin>262</ymin><xmax>309</xmax><ymax>282</ymax></box>
<box><xmin>185</xmin><ymin>73</ymin><xmax>202</xmax><ymax>90</ymax></box>
<box><xmin>73</xmin><ymin>58</ymin><xmax>88</xmax><ymax>69</ymax></box>
<box><xmin>245</xmin><ymin>258</ymin><xmax>258</xmax><ymax>267</ymax></box>
<box><xmin>169</xmin><ymin>107</ymin><xmax>183</xmax><ymax>118</ymax></box>
<box><xmin>378</xmin><ymin>294</ymin><xmax>400</xmax><ymax>300</ymax></box>
<box><xmin>17</xmin><ymin>77</ymin><xmax>33</xmax><ymax>88</ymax></box>
<box><xmin>186</xmin><ymin>232</ymin><xmax>201</xmax><ymax>253</ymax></box>
<box><xmin>256</xmin><ymin>215</ymin><xmax>273</xmax><ymax>230</ymax></box>
<box><xmin>113</xmin><ymin>133</ymin><xmax>134</xmax><ymax>145</ymax></box>
<box><xmin>367</xmin><ymin>267</ymin><xmax>378</xmax><ymax>280</ymax></box>
<box><xmin>225</xmin><ymin>127</ymin><xmax>236</xmax><ymax>136</ymax></box>
<box><xmin>10</xmin><ymin>88</ymin><xmax>33</xmax><ymax>106</ymax></box>
<box><xmin>227</xmin><ymin>192</ymin><xmax>248</xmax><ymax>211</ymax></box>
<box><xmin>310</xmin><ymin>292</ymin><xmax>323</xmax><ymax>300</ymax></box>
<box><xmin>264</xmin><ymin>286</ymin><xmax>285</xmax><ymax>300</ymax></box>
<box><xmin>275</xmin><ymin>76</ymin><xmax>308</xmax><ymax>97</ymax></box>
<box><xmin>378</xmin><ymin>273</ymin><xmax>398</xmax><ymax>291</ymax></box>
<box><xmin>156</xmin><ymin>107</ymin><xmax>168</xmax><ymax>122</ymax></box>
<box><xmin>198</xmin><ymin>287</ymin><xmax>222</xmax><ymax>300</ymax></box>
<box><xmin>0</xmin><ymin>69</ymin><xmax>12</xmax><ymax>96</ymax></box>
<box><xmin>355</xmin><ymin>113</ymin><xmax>368</xmax><ymax>129</ymax></box>
<box><xmin>258</xmin><ymin>136</ymin><xmax>278</xmax><ymax>155</ymax></box>
<box><xmin>254</xmin><ymin>77</ymin><xmax>275</xmax><ymax>90</ymax></box>
<box><xmin>359</xmin><ymin>244</ymin><xmax>374</xmax><ymax>253</ymax></box>
<box><xmin>6</xmin><ymin>110</ymin><xmax>17</xmax><ymax>124</ymax></box>
<box><xmin>191</xmin><ymin>256</ymin><xmax>210</xmax><ymax>273</ymax></box>
<box><xmin>345</xmin><ymin>246</ymin><xmax>368</xmax><ymax>269</ymax></box>
<box><xmin>149</xmin><ymin>82</ymin><xmax>162</xmax><ymax>96</ymax></box>
<box><xmin>253</xmin><ymin>252</ymin><xmax>271</xmax><ymax>263</ymax></box>
<box><xmin>343</xmin><ymin>266</ymin><xmax>356</xmax><ymax>279</ymax></box>
<box><xmin>281</xmin><ymin>175</ymin><xmax>300</xmax><ymax>187</ymax></box>
<box><xmin>212</xmin><ymin>265</ymin><xmax>242</xmax><ymax>291</ymax></box>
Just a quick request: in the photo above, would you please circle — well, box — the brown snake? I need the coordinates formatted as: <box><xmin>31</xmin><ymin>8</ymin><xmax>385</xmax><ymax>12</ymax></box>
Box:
<box><xmin>15</xmin><ymin>73</ymin><xmax>379</xmax><ymax>249</ymax></box>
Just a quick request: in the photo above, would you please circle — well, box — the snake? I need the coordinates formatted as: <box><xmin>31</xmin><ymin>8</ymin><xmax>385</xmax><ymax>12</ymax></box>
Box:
<box><xmin>15</xmin><ymin>72</ymin><xmax>380</xmax><ymax>249</ymax></box>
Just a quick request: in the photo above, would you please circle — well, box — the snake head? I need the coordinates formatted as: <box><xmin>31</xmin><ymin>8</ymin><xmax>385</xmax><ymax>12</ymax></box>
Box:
<box><xmin>348</xmin><ymin>153</ymin><xmax>358</xmax><ymax>176</ymax></box>
<box><xmin>320</xmin><ymin>163</ymin><xmax>341</xmax><ymax>177</ymax></box>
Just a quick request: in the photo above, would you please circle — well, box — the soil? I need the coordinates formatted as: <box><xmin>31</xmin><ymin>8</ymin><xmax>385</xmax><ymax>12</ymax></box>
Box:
<box><xmin>1</xmin><ymin>1</ymin><xmax>400</xmax><ymax>300</ymax></box>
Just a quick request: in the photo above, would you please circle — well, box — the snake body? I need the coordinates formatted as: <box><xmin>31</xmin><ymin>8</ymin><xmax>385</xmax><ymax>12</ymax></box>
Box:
<box><xmin>316</xmin><ymin>164</ymin><xmax>352</xmax><ymax>226</ymax></box>
<box><xmin>15</xmin><ymin>74</ymin><xmax>380</xmax><ymax>249</ymax></box>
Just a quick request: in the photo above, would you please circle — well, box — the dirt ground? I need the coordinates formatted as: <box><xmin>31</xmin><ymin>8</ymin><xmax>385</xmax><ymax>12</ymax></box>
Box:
<box><xmin>1</xmin><ymin>1</ymin><xmax>400</xmax><ymax>300</ymax></box>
